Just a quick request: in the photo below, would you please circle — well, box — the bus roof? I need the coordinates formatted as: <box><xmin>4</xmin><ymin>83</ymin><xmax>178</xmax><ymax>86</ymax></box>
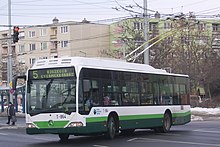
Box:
<box><xmin>31</xmin><ymin>57</ymin><xmax>188</xmax><ymax>77</ymax></box>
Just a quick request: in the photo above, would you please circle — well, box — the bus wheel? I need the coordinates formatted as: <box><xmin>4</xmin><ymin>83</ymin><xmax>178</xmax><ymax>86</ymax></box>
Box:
<box><xmin>106</xmin><ymin>116</ymin><xmax>116</xmax><ymax>139</ymax></box>
<box><xmin>121</xmin><ymin>129</ymin><xmax>135</xmax><ymax>136</ymax></box>
<box><xmin>162</xmin><ymin>112</ymin><xmax>171</xmax><ymax>133</ymax></box>
<box><xmin>59</xmin><ymin>134</ymin><xmax>69</xmax><ymax>142</ymax></box>
<box><xmin>154</xmin><ymin>112</ymin><xmax>171</xmax><ymax>133</ymax></box>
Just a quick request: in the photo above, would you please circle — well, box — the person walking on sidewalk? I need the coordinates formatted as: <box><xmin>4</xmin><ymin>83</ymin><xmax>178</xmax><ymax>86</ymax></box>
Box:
<box><xmin>6</xmin><ymin>102</ymin><xmax>16</xmax><ymax>125</ymax></box>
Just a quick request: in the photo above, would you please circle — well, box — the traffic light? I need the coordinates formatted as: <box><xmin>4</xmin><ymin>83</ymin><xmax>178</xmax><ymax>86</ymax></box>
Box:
<box><xmin>13</xmin><ymin>26</ymin><xmax>19</xmax><ymax>43</ymax></box>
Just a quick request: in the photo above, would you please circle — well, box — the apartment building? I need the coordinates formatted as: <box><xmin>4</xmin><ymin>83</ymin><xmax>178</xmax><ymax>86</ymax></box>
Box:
<box><xmin>0</xmin><ymin>18</ymin><xmax>110</xmax><ymax>84</ymax></box>
<box><xmin>109</xmin><ymin>13</ymin><xmax>220</xmax><ymax>62</ymax></box>
<box><xmin>1</xmin><ymin>15</ymin><xmax>220</xmax><ymax>85</ymax></box>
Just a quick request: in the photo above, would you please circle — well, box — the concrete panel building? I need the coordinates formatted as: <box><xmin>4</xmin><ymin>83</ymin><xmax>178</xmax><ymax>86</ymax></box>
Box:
<box><xmin>0</xmin><ymin>18</ymin><xmax>110</xmax><ymax>85</ymax></box>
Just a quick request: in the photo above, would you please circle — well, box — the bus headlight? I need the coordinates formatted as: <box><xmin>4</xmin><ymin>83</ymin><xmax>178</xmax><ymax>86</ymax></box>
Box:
<box><xmin>26</xmin><ymin>123</ymin><xmax>37</xmax><ymax>128</ymax></box>
<box><xmin>67</xmin><ymin>122</ymin><xmax>83</xmax><ymax>127</ymax></box>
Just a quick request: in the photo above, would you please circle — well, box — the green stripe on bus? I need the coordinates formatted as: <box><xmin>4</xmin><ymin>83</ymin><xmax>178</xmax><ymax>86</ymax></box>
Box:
<box><xmin>86</xmin><ymin>117</ymin><xmax>107</xmax><ymax>123</ymax></box>
<box><xmin>119</xmin><ymin>114</ymin><xmax>164</xmax><ymax>120</ymax></box>
<box><xmin>173</xmin><ymin>111</ymin><xmax>191</xmax><ymax>118</ymax></box>
<box><xmin>34</xmin><ymin>121</ymin><xmax>69</xmax><ymax>128</ymax></box>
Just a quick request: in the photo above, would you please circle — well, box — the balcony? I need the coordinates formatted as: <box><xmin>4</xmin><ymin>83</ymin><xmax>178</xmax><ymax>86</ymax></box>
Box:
<box><xmin>2</xmin><ymin>52</ymin><xmax>8</xmax><ymax>58</ymax></box>
<box><xmin>149</xmin><ymin>29</ymin><xmax>159</xmax><ymax>37</ymax></box>
<box><xmin>50</xmin><ymin>48</ymin><xmax>58</xmax><ymax>53</ymax></box>
<box><xmin>1</xmin><ymin>41</ymin><xmax>8</xmax><ymax>48</ymax></box>
<box><xmin>50</xmin><ymin>34</ymin><xmax>57</xmax><ymax>40</ymax></box>
<box><xmin>212</xmin><ymin>44</ymin><xmax>220</xmax><ymax>49</ymax></box>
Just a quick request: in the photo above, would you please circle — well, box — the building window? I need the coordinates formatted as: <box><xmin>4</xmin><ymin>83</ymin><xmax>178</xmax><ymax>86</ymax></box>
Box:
<box><xmin>61</xmin><ymin>40</ymin><xmax>68</xmax><ymax>48</ymax></box>
<box><xmin>30</xmin><ymin>58</ymin><xmax>36</xmax><ymax>65</ymax></box>
<box><xmin>164</xmin><ymin>22</ymin><xmax>172</xmax><ymax>29</ymax></box>
<box><xmin>29</xmin><ymin>31</ymin><xmax>36</xmax><ymax>37</ymax></box>
<box><xmin>19</xmin><ymin>31</ymin><xmax>25</xmax><ymax>39</ymax></box>
<box><xmin>149</xmin><ymin>22</ymin><xmax>158</xmax><ymax>31</ymax></box>
<box><xmin>40</xmin><ymin>28</ymin><xmax>47</xmax><ymax>36</ymax></box>
<box><xmin>198</xmin><ymin>23</ymin><xmax>206</xmax><ymax>31</ymax></box>
<box><xmin>39</xmin><ymin>56</ymin><xmax>47</xmax><ymax>59</ymax></box>
<box><xmin>134</xmin><ymin>22</ymin><xmax>143</xmax><ymax>30</ymax></box>
<box><xmin>19</xmin><ymin>44</ymin><xmax>25</xmax><ymax>53</ymax></box>
<box><xmin>213</xmin><ymin>24</ymin><xmax>220</xmax><ymax>32</ymax></box>
<box><xmin>40</xmin><ymin>42</ymin><xmax>47</xmax><ymax>50</ymax></box>
<box><xmin>166</xmin><ymin>37</ymin><xmax>173</xmax><ymax>44</ymax></box>
<box><xmin>29</xmin><ymin>43</ymin><xmax>36</xmax><ymax>51</ymax></box>
<box><xmin>61</xmin><ymin>26</ymin><xmax>68</xmax><ymax>33</ymax></box>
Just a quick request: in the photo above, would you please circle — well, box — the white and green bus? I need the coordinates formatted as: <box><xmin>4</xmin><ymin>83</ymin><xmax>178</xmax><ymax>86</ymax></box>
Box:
<box><xmin>13</xmin><ymin>57</ymin><xmax>191</xmax><ymax>142</ymax></box>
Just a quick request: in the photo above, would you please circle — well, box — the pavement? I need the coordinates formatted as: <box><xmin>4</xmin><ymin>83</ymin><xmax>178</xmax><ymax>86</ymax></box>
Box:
<box><xmin>0</xmin><ymin>112</ymin><xmax>25</xmax><ymax>129</ymax></box>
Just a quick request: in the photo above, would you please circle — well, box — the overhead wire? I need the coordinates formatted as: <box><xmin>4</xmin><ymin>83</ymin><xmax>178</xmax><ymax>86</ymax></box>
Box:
<box><xmin>126</xmin><ymin>18</ymin><xmax>202</xmax><ymax>62</ymax></box>
<box><xmin>114</xmin><ymin>0</ymin><xmax>142</xmax><ymax>15</ymax></box>
<box><xmin>0</xmin><ymin>0</ymin><xmax>126</xmax><ymax>25</ymax></box>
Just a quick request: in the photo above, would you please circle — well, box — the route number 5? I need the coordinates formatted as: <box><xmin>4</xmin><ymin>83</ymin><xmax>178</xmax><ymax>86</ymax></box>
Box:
<box><xmin>33</xmin><ymin>71</ymin><xmax>38</xmax><ymax>79</ymax></box>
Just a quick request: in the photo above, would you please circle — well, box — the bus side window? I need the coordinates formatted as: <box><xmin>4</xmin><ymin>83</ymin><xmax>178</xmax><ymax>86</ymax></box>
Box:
<box><xmin>122</xmin><ymin>93</ymin><xmax>132</xmax><ymax>105</ymax></box>
<box><xmin>161</xmin><ymin>91</ymin><xmax>172</xmax><ymax>105</ymax></box>
<box><xmin>180</xmin><ymin>84</ymin><xmax>187</xmax><ymax>104</ymax></box>
<box><xmin>103</xmin><ymin>95</ymin><xmax>110</xmax><ymax>105</ymax></box>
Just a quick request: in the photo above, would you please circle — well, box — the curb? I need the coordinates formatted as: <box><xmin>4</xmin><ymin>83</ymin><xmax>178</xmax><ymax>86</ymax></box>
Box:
<box><xmin>0</xmin><ymin>125</ymin><xmax>26</xmax><ymax>129</ymax></box>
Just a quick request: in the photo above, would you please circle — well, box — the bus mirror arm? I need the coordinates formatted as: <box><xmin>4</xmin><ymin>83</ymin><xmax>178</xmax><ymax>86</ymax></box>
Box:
<box><xmin>12</xmin><ymin>75</ymin><xmax>26</xmax><ymax>90</ymax></box>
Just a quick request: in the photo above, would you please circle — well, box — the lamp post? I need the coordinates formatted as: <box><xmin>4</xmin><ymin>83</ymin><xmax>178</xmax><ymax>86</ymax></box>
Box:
<box><xmin>8</xmin><ymin>0</ymin><xmax>13</xmax><ymax>103</ymax></box>
<box><xmin>143</xmin><ymin>0</ymin><xmax>149</xmax><ymax>64</ymax></box>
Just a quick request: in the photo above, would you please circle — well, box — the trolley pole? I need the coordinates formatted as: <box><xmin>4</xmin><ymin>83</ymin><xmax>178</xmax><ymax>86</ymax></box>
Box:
<box><xmin>8</xmin><ymin>0</ymin><xmax>13</xmax><ymax>103</ymax></box>
<box><xmin>143</xmin><ymin>0</ymin><xmax>149</xmax><ymax>64</ymax></box>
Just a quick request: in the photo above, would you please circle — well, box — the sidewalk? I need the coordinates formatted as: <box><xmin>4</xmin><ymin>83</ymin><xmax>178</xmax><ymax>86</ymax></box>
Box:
<box><xmin>0</xmin><ymin>112</ymin><xmax>26</xmax><ymax>129</ymax></box>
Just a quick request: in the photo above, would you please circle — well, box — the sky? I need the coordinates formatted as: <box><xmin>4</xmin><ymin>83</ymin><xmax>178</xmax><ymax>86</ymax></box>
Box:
<box><xmin>0</xmin><ymin>0</ymin><xmax>220</xmax><ymax>29</ymax></box>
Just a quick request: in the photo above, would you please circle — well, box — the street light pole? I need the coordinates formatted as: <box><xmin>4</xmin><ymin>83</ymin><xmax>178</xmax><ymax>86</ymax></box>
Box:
<box><xmin>143</xmin><ymin>0</ymin><xmax>149</xmax><ymax>64</ymax></box>
<box><xmin>8</xmin><ymin>0</ymin><xmax>13</xmax><ymax>102</ymax></box>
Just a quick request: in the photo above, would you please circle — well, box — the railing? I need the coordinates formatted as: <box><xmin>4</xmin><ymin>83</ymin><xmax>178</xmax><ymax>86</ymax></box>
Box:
<box><xmin>50</xmin><ymin>34</ymin><xmax>57</xmax><ymax>40</ymax></box>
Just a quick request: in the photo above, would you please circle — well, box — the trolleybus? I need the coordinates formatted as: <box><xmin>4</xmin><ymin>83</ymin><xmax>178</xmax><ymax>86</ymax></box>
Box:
<box><xmin>13</xmin><ymin>57</ymin><xmax>191</xmax><ymax>142</ymax></box>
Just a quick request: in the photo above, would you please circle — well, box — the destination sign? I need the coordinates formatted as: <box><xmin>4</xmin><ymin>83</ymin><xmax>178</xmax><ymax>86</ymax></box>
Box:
<box><xmin>29</xmin><ymin>67</ymin><xmax>75</xmax><ymax>79</ymax></box>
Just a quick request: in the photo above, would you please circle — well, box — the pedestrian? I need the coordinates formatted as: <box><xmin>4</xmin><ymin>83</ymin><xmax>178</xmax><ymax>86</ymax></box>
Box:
<box><xmin>6</xmin><ymin>102</ymin><xmax>16</xmax><ymax>125</ymax></box>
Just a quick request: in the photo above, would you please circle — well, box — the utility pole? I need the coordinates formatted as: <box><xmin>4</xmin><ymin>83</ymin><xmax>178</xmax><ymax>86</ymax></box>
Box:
<box><xmin>143</xmin><ymin>0</ymin><xmax>149</xmax><ymax>64</ymax></box>
<box><xmin>8</xmin><ymin>0</ymin><xmax>13</xmax><ymax>103</ymax></box>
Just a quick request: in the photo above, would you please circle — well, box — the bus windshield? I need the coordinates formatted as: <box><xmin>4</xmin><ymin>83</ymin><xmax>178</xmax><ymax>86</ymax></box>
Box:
<box><xmin>27</xmin><ymin>67</ymin><xmax>76</xmax><ymax>115</ymax></box>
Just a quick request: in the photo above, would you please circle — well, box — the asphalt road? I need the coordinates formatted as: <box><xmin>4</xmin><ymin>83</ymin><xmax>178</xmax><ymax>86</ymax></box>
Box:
<box><xmin>0</xmin><ymin>120</ymin><xmax>219</xmax><ymax>147</ymax></box>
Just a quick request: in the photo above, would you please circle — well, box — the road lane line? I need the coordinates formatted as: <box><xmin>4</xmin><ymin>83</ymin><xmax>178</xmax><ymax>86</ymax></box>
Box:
<box><xmin>0</xmin><ymin>133</ymin><xmax>8</xmax><ymax>136</ymax></box>
<box><xmin>129</xmin><ymin>138</ymin><xmax>220</xmax><ymax>147</ymax></box>
<box><xmin>156</xmin><ymin>133</ymin><xmax>181</xmax><ymax>136</ymax></box>
<box><xmin>33</xmin><ymin>137</ymin><xmax>56</xmax><ymax>141</ymax></box>
<box><xmin>93</xmin><ymin>145</ymin><xmax>109</xmax><ymax>147</ymax></box>
<box><xmin>193</xmin><ymin>130</ymin><xmax>220</xmax><ymax>134</ymax></box>
<box><xmin>127</xmin><ymin>138</ymin><xmax>139</xmax><ymax>142</ymax></box>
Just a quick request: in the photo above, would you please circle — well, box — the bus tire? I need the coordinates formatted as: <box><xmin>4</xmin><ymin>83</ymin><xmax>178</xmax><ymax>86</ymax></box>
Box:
<box><xmin>162</xmin><ymin>112</ymin><xmax>172</xmax><ymax>133</ymax></box>
<box><xmin>59</xmin><ymin>134</ymin><xmax>69</xmax><ymax>142</ymax></box>
<box><xmin>106</xmin><ymin>116</ymin><xmax>116</xmax><ymax>139</ymax></box>
<box><xmin>154</xmin><ymin>112</ymin><xmax>172</xmax><ymax>133</ymax></box>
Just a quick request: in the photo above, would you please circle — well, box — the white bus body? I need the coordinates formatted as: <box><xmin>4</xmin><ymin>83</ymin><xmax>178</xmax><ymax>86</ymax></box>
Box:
<box><xmin>24</xmin><ymin>57</ymin><xmax>190</xmax><ymax>141</ymax></box>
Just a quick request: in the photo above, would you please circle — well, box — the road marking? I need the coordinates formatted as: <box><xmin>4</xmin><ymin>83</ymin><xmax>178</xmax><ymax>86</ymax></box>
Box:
<box><xmin>0</xmin><ymin>133</ymin><xmax>8</xmax><ymax>136</ymax></box>
<box><xmin>33</xmin><ymin>137</ymin><xmax>56</xmax><ymax>141</ymax></box>
<box><xmin>93</xmin><ymin>145</ymin><xmax>109</xmax><ymax>147</ymax></box>
<box><xmin>127</xmin><ymin>138</ymin><xmax>139</xmax><ymax>142</ymax></box>
<box><xmin>156</xmin><ymin>133</ymin><xmax>181</xmax><ymax>136</ymax></box>
<box><xmin>128</xmin><ymin>138</ymin><xmax>220</xmax><ymax>147</ymax></box>
<box><xmin>193</xmin><ymin>129</ymin><xmax>220</xmax><ymax>134</ymax></box>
